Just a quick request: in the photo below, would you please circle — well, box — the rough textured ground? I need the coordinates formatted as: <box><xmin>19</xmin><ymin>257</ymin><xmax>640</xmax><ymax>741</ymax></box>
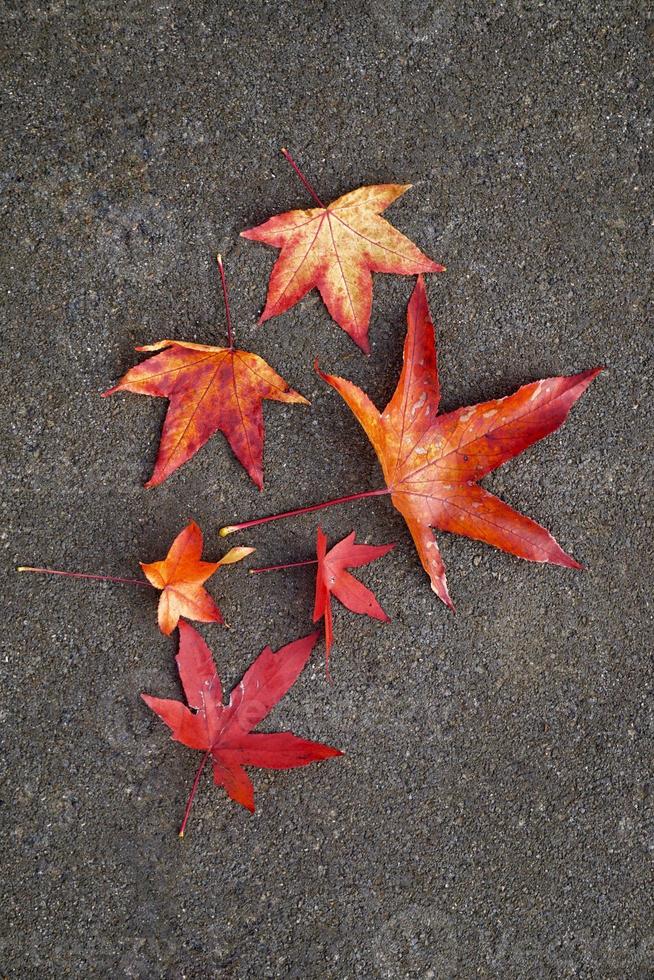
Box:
<box><xmin>1</xmin><ymin>2</ymin><xmax>652</xmax><ymax>977</ymax></box>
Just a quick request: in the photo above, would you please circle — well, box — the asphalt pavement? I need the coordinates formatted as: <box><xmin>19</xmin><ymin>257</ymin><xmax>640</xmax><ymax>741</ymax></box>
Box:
<box><xmin>1</xmin><ymin>2</ymin><xmax>652</xmax><ymax>977</ymax></box>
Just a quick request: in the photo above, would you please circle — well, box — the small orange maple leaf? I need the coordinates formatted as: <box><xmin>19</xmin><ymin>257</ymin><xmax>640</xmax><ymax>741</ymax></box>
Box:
<box><xmin>141</xmin><ymin>521</ymin><xmax>253</xmax><ymax>635</ymax></box>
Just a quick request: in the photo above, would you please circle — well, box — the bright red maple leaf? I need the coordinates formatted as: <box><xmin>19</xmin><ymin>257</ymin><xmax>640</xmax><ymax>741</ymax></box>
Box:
<box><xmin>250</xmin><ymin>526</ymin><xmax>395</xmax><ymax>671</ymax></box>
<box><xmin>143</xmin><ymin>621</ymin><xmax>342</xmax><ymax>831</ymax></box>
<box><xmin>241</xmin><ymin>149</ymin><xmax>444</xmax><ymax>352</ymax></box>
<box><xmin>103</xmin><ymin>256</ymin><xmax>308</xmax><ymax>489</ymax></box>
<box><xmin>313</xmin><ymin>527</ymin><xmax>394</xmax><ymax>665</ymax></box>
<box><xmin>316</xmin><ymin>276</ymin><xmax>602</xmax><ymax>607</ymax></box>
<box><xmin>141</xmin><ymin>521</ymin><xmax>253</xmax><ymax>635</ymax></box>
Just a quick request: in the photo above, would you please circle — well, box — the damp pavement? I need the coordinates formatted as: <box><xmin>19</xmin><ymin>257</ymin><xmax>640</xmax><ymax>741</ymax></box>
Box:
<box><xmin>1</xmin><ymin>3</ymin><xmax>652</xmax><ymax>977</ymax></box>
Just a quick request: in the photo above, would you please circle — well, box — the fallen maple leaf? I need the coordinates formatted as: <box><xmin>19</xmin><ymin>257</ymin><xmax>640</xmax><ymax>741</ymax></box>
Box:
<box><xmin>143</xmin><ymin>620</ymin><xmax>342</xmax><ymax>832</ymax></box>
<box><xmin>241</xmin><ymin>148</ymin><xmax>445</xmax><ymax>352</ymax></box>
<box><xmin>314</xmin><ymin>527</ymin><xmax>394</xmax><ymax>663</ymax></box>
<box><xmin>141</xmin><ymin>520</ymin><xmax>253</xmax><ymax>635</ymax></box>
<box><xmin>18</xmin><ymin>520</ymin><xmax>253</xmax><ymax>634</ymax></box>
<box><xmin>251</xmin><ymin>527</ymin><xmax>394</xmax><ymax>669</ymax></box>
<box><xmin>222</xmin><ymin>277</ymin><xmax>601</xmax><ymax>608</ymax></box>
<box><xmin>317</xmin><ymin>278</ymin><xmax>603</xmax><ymax>605</ymax></box>
<box><xmin>103</xmin><ymin>256</ymin><xmax>309</xmax><ymax>488</ymax></box>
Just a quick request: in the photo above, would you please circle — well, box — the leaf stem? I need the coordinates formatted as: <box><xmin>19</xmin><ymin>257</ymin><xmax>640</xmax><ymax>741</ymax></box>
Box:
<box><xmin>220</xmin><ymin>487</ymin><xmax>391</xmax><ymax>536</ymax></box>
<box><xmin>216</xmin><ymin>254</ymin><xmax>234</xmax><ymax>349</ymax></box>
<box><xmin>179</xmin><ymin>750</ymin><xmax>210</xmax><ymax>838</ymax></box>
<box><xmin>281</xmin><ymin>148</ymin><xmax>325</xmax><ymax>208</ymax></box>
<box><xmin>249</xmin><ymin>558</ymin><xmax>318</xmax><ymax>575</ymax></box>
<box><xmin>17</xmin><ymin>566</ymin><xmax>149</xmax><ymax>587</ymax></box>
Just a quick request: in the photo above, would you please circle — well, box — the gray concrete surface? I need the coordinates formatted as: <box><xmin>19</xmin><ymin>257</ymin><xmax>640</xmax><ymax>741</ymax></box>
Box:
<box><xmin>2</xmin><ymin>2</ymin><xmax>652</xmax><ymax>977</ymax></box>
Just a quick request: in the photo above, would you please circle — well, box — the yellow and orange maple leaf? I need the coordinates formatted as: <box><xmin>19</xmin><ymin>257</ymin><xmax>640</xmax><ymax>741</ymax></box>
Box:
<box><xmin>241</xmin><ymin>149</ymin><xmax>444</xmax><ymax>352</ymax></box>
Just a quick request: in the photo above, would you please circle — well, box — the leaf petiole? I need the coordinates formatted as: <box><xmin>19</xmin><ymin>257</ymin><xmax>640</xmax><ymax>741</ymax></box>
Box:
<box><xmin>249</xmin><ymin>558</ymin><xmax>318</xmax><ymax>575</ymax></box>
<box><xmin>179</xmin><ymin>749</ymin><xmax>211</xmax><ymax>838</ymax></box>
<box><xmin>281</xmin><ymin>148</ymin><xmax>325</xmax><ymax>208</ymax></box>
<box><xmin>17</xmin><ymin>566</ymin><xmax>149</xmax><ymax>587</ymax></box>
<box><xmin>220</xmin><ymin>487</ymin><xmax>390</xmax><ymax>536</ymax></box>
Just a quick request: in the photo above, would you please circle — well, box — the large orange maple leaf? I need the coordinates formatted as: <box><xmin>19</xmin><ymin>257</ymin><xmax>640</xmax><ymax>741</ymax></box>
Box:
<box><xmin>241</xmin><ymin>149</ymin><xmax>445</xmax><ymax>352</ymax></box>
<box><xmin>103</xmin><ymin>257</ymin><xmax>308</xmax><ymax>489</ymax></box>
<box><xmin>315</xmin><ymin>277</ymin><xmax>602</xmax><ymax>607</ymax></box>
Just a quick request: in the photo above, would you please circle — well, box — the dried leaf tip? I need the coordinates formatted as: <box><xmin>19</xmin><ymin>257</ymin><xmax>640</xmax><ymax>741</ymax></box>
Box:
<box><xmin>217</xmin><ymin>545</ymin><xmax>256</xmax><ymax>565</ymax></box>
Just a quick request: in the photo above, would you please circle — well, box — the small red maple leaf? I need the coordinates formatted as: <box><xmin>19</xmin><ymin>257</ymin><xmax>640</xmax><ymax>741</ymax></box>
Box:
<box><xmin>313</xmin><ymin>527</ymin><xmax>394</xmax><ymax>667</ymax></box>
<box><xmin>143</xmin><ymin>621</ymin><xmax>342</xmax><ymax>833</ymax></box>
<box><xmin>250</xmin><ymin>527</ymin><xmax>395</xmax><ymax>672</ymax></box>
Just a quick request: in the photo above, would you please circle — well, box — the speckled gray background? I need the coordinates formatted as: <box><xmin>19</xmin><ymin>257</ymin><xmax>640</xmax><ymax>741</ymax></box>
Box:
<box><xmin>1</xmin><ymin>2</ymin><xmax>652</xmax><ymax>977</ymax></box>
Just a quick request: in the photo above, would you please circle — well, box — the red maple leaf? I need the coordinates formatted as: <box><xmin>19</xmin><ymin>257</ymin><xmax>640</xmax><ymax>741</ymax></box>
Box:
<box><xmin>103</xmin><ymin>256</ymin><xmax>308</xmax><ymax>488</ymax></box>
<box><xmin>241</xmin><ymin>149</ymin><xmax>444</xmax><ymax>352</ymax></box>
<box><xmin>143</xmin><ymin>621</ymin><xmax>342</xmax><ymax>833</ymax></box>
<box><xmin>251</xmin><ymin>527</ymin><xmax>395</xmax><ymax>672</ymax></box>
<box><xmin>314</xmin><ymin>527</ymin><xmax>395</xmax><ymax>663</ymax></box>
<box><xmin>223</xmin><ymin>277</ymin><xmax>601</xmax><ymax>608</ymax></box>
